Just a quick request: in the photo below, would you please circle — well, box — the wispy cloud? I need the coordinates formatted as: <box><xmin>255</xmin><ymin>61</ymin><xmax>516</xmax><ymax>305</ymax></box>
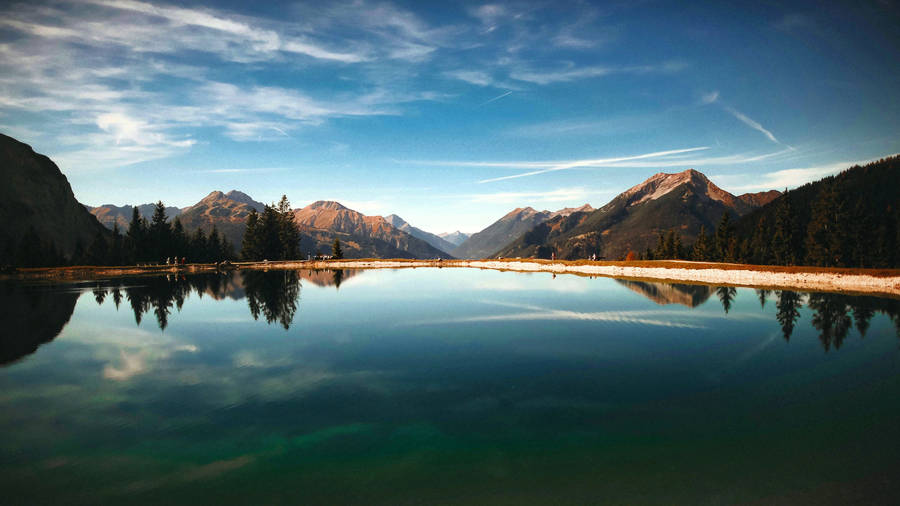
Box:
<box><xmin>722</xmin><ymin>155</ymin><xmax>899</xmax><ymax>192</ymax></box>
<box><xmin>405</xmin><ymin>301</ymin><xmax>704</xmax><ymax>329</ymax></box>
<box><xmin>451</xmin><ymin>187</ymin><xmax>610</xmax><ymax>205</ymax></box>
<box><xmin>444</xmin><ymin>69</ymin><xmax>494</xmax><ymax>86</ymax></box>
<box><xmin>477</xmin><ymin>146</ymin><xmax>710</xmax><ymax>183</ymax></box>
<box><xmin>702</xmin><ymin>90</ymin><xmax>788</xmax><ymax>147</ymax></box>
<box><xmin>723</xmin><ymin>106</ymin><xmax>783</xmax><ymax>145</ymax></box>
<box><xmin>510</xmin><ymin>61</ymin><xmax>686</xmax><ymax>85</ymax></box>
<box><xmin>477</xmin><ymin>90</ymin><xmax>512</xmax><ymax>107</ymax></box>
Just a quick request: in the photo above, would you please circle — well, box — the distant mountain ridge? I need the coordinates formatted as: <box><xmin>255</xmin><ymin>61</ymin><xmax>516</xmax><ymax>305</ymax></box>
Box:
<box><xmin>178</xmin><ymin>190</ymin><xmax>265</xmax><ymax>248</ymax></box>
<box><xmin>438</xmin><ymin>231</ymin><xmax>470</xmax><ymax>246</ymax></box>
<box><xmin>451</xmin><ymin>203</ymin><xmax>593</xmax><ymax>259</ymax></box>
<box><xmin>89</xmin><ymin>203</ymin><xmax>183</xmax><ymax>229</ymax></box>
<box><xmin>496</xmin><ymin>169</ymin><xmax>778</xmax><ymax>260</ymax></box>
<box><xmin>384</xmin><ymin>214</ymin><xmax>457</xmax><ymax>254</ymax></box>
<box><xmin>294</xmin><ymin>201</ymin><xmax>451</xmax><ymax>259</ymax></box>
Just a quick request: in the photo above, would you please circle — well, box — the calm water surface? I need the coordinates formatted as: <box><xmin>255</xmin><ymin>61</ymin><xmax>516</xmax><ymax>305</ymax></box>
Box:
<box><xmin>2</xmin><ymin>268</ymin><xmax>899</xmax><ymax>505</ymax></box>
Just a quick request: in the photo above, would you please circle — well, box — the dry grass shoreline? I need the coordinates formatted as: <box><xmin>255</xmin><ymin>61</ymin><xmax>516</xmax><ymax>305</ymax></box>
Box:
<box><xmin>5</xmin><ymin>258</ymin><xmax>900</xmax><ymax>297</ymax></box>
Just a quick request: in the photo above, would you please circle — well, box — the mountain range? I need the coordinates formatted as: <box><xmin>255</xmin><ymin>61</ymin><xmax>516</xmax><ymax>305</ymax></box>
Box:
<box><xmin>494</xmin><ymin>169</ymin><xmax>780</xmax><ymax>260</ymax></box>
<box><xmin>294</xmin><ymin>201</ymin><xmax>449</xmax><ymax>259</ymax></box>
<box><xmin>88</xmin><ymin>203</ymin><xmax>183</xmax><ymax>229</ymax></box>
<box><xmin>3</xmin><ymin>132</ymin><xmax>799</xmax><ymax>265</ymax></box>
<box><xmin>384</xmin><ymin>214</ymin><xmax>458</xmax><ymax>254</ymax></box>
<box><xmin>450</xmin><ymin>204</ymin><xmax>594</xmax><ymax>259</ymax></box>
<box><xmin>438</xmin><ymin>231</ymin><xmax>470</xmax><ymax>247</ymax></box>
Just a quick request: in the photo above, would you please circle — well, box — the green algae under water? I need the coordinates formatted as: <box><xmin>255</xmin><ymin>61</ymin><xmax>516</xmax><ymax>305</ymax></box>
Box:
<box><xmin>1</xmin><ymin>268</ymin><xmax>899</xmax><ymax>505</ymax></box>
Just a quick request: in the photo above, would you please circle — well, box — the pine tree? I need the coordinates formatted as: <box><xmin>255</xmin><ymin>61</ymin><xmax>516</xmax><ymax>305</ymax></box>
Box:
<box><xmin>692</xmin><ymin>226</ymin><xmax>711</xmax><ymax>261</ymax></box>
<box><xmin>771</xmin><ymin>196</ymin><xmax>795</xmax><ymax>265</ymax></box>
<box><xmin>208</xmin><ymin>226</ymin><xmax>223</xmax><ymax>261</ymax></box>
<box><xmin>86</xmin><ymin>230</ymin><xmax>110</xmax><ymax>265</ymax></box>
<box><xmin>242</xmin><ymin>208</ymin><xmax>261</xmax><ymax>260</ymax></box>
<box><xmin>259</xmin><ymin>205</ymin><xmax>282</xmax><ymax>260</ymax></box>
<box><xmin>749</xmin><ymin>216</ymin><xmax>771</xmax><ymax>265</ymax></box>
<box><xmin>149</xmin><ymin>201</ymin><xmax>171</xmax><ymax>262</ymax></box>
<box><xmin>110</xmin><ymin>223</ymin><xmax>124</xmax><ymax>265</ymax></box>
<box><xmin>190</xmin><ymin>228</ymin><xmax>207</xmax><ymax>263</ymax></box>
<box><xmin>125</xmin><ymin>207</ymin><xmax>146</xmax><ymax>263</ymax></box>
<box><xmin>171</xmin><ymin>218</ymin><xmax>188</xmax><ymax>259</ymax></box>
<box><xmin>276</xmin><ymin>195</ymin><xmax>299</xmax><ymax>260</ymax></box>
<box><xmin>332</xmin><ymin>238</ymin><xmax>343</xmax><ymax>259</ymax></box>
<box><xmin>805</xmin><ymin>183</ymin><xmax>843</xmax><ymax>266</ymax></box>
<box><xmin>714</xmin><ymin>212</ymin><xmax>734</xmax><ymax>262</ymax></box>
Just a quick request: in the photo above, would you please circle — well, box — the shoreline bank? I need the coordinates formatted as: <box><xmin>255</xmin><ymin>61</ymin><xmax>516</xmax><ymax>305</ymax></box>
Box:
<box><xmin>5</xmin><ymin>259</ymin><xmax>900</xmax><ymax>297</ymax></box>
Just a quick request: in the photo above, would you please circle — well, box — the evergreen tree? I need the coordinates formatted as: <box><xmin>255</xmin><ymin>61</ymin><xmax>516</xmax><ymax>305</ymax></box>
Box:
<box><xmin>714</xmin><ymin>212</ymin><xmax>735</xmax><ymax>262</ymax></box>
<box><xmin>110</xmin><ymin>223</ymin><xmax>124</xmax><ymax>265</ymax></box>
<box><xmin>692</xmin><ymin>226</ymin><xmax>711</xmax><ymax>261</ymax></box>
<box><xmin>190</xmin><ymin>228</ymin><xmax>207</xmax><ymax>263</ymax></box>
<box><xmin>771</xmin><ymin>196</ymin><xmax>796</xmax><ymax>265</ymax></box>
<box><xmin>125</xmin><ymin>207</ymin><xmax>147</xmax><ymax>263</ymax></box>
<box><xmin>86</xmin><ymin>230</ymin><xmax>110</xmax><ymax>265</ymax></box>
<box><xmin>654</xmin><ymin>232</ymin><xmax>665</xmax><ymax>260</ymax></box>
<box><xmin>171</xmin><ymin>218</ymin><xmax>188</xmax><ymax>259</ymax></box>
<box><xmin>259</xmin><ymin>205</ymin><xmax>282</xmax><ymax>260</ymax></box>
<box><xmin>276</xmin><ymin>195</ymin><xmax>300</xmax><ymax>260</ymax></box>
<box><xmin>805</xmin><ymin>183</ymin><xmax>844</xmax><ymax>266</ymax></box>
<box><xmin>332</xmin><ymin>238</ymin><xmax>343</xmax><ymax>259</ymax></box>
<box><xmin>749</xmin><ymin>216</ymin><xmax>771</xmax><ymax>265</ymax></box>
<box><xmin>208</xmin><ymin>226</ymin><xmax>223</xmax><ymax>261</ymax></box>
<box><xmin>242</xmin><ymin>208</ymin><xmax>261</xmax><ymax>260</ymax></box>
<box><xmin>149</xmin><ymin>201</ymin><xmax>171</xmax><ymax>262</ymax></box>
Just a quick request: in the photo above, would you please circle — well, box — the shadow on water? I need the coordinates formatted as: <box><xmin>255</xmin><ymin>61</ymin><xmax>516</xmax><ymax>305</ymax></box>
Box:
<box><xmin>0</xmin><ymin>282</ymin><xmax>79</xmax><ymax>365</ymax></box>
<box><xmin>2</xmin><ymin>273</ymin><xmax>900</xmax><ymax>365</ymax></box>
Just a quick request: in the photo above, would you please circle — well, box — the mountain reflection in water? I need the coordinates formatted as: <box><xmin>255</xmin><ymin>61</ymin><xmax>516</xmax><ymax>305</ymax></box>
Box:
<box><xmin>1</xmin><ymin>271</ymin><xmax>899</xmax><ymax>367</ymax></box>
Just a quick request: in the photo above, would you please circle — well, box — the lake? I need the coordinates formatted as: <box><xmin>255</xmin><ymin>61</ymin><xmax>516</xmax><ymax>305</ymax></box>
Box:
<box><xmin>2</xmin><ymin>268</ymin><xmax>899</xmax><ymax>504</ymax></box>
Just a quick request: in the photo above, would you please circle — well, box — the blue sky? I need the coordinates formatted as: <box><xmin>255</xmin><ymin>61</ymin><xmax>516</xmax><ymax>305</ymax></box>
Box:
<box><xmin>1</xmin><ymin>0</ymin><xmax>898</xmax><ymax>233</ymax></box>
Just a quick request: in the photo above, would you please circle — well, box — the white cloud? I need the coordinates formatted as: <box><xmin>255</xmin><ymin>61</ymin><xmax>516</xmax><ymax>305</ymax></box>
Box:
<box><xmin>478</xmin><ymin>146</ymin><xmax>711</xmax><ymax>183</ymax></box>
<box><xmin>723</xmin><ymin>155</ymin><xmax>898</xmax><ymax>192</ymax></box>
<box><xmin>723</xmin><ymin>106</ymin><xmax>783</xmax><ymax>145</ymax></box>
<box><xmin>444</xmin><ymin>69</ymin><xmax>494</xmax><ymax>86</ymax></box>
<box><xmin>510</xmin><ymin>61</ymin><xmax>686</xmax><ymax>85</ymax></box>
<box><xmin>701</xmin><ymin>90</ymin><xmax>719</xmax><ymax>104</ymax></box>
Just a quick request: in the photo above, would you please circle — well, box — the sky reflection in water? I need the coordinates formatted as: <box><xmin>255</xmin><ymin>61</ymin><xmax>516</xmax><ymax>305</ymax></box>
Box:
<box><xmin>1</xmin><ymin>268</ymin><xmax>899</xmax><ymax>505</ymax></box>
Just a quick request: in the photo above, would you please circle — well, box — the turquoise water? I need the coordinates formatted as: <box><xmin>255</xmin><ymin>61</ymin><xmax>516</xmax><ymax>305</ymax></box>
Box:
<box><xmin>2</xmin><ymin>268</ymin><xmax>899</xmax><ymax>504</ymax></box>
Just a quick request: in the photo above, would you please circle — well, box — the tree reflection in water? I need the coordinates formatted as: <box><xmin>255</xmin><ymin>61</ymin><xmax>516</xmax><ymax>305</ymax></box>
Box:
<box><xmin>243</xmin><ymin>270</ymin><xmax>301</xmax><ymax>330</ymax></box>
<box><xmin>775</xmin><ymin>290</ymin><xmax>803</xmax><ymax>341</ymax></box>
<box><xmin>716</xmin><ymin>286</ymin><xmax>737</xmax><ymax>314</ymax></box>
<box><xmin>3</xmin><ymin>274</ymin><xmax>899</xmax><ymax>368</ymax></box>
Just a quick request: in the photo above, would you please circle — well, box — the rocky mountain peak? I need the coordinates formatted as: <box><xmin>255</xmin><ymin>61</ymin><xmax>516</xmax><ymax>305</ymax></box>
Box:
<box><xmin>622</xmin><ymin>168</ymin><xmax>735</xmax><ymax>207</ymax></box>
<box><xmin>307</xmin><ymin>200</ymin><xmax>348</xmax><ymax>211</ymax></box>
<box><xmin>384</xmin><ymin>214</ymin><xmax>408</xmax><ymax>228</ymax></box>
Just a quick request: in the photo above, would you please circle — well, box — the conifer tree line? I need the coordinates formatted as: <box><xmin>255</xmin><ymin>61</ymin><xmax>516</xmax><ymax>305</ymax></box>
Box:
<box><xmin>642</xmin><ymin>156</ymin><xmax>899</xmax><ymax>267</ymax></box>
<box><xmin>2</xmin><ymin>201</ymin><xmax>238</xmax><ymax>267</ymax></box>
<box><xmin>240</xmin><ymin>195</ymin><xmax>300</xmax><ymax>261</ymax></box>
<box><xmin>116</xmin><ymin>201</ymin><xmax>236</xmax><ymax>265</ymax></box>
